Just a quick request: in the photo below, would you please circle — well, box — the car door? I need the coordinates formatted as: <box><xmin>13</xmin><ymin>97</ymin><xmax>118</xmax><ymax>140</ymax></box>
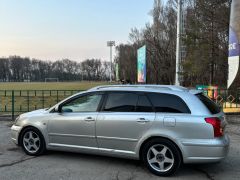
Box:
<box><xmin>96</xmin><ymin>91</ymin><xmax>155</xmax><ymax>153</ymax></box>
<box><xmin>48</xmin><ymin>92</ymin><xmax>103</xmax><ymax>148</ymax></box>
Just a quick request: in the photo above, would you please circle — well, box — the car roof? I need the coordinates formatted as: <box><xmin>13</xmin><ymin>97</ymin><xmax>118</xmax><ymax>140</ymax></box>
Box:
<box><xmin>88</xmin><ymin>85</ymin><xmax>202</xmax><ymax>94</ymax></box>
<box><xmin>89</xmin><ymin>84</ymin><xmax>187</xmax><ymax>92</ymax></box>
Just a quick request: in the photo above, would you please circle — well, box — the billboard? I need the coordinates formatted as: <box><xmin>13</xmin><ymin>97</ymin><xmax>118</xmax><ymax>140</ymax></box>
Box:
<box><xmin>137</xmin><ymin>45</ymin><xmax>146</xmax><ymax>83</ymax></box>
<box><xmin>228</xmin><ymin>0</ymin><xmax>240</xmax><ymax>88</ymax></box>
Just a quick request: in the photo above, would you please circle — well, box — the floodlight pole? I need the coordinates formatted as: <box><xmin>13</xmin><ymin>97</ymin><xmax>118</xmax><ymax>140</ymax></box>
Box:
<box><xmin>175</xmin><ymin>0</ymin><xmax>182</xmax><ymax>86</ymax></box>
<box><xmin>107</xmin><ymin>41</ymin><xmax>115</xmax><ymax>82</ymax></box>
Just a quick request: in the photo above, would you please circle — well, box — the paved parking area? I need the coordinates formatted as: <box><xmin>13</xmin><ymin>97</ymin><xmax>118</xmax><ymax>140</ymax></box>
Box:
<box><xmin>0</xmin><ymin>120</ymin><xmax>240</xmax><ymax>180</ymax></box>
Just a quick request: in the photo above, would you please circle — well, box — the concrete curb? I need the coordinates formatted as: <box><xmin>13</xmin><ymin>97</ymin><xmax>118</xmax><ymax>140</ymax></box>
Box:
<box><xmin>0</xmin><ymin>115</ymin><xmax>16</xmax><ymax>121</ymax></box>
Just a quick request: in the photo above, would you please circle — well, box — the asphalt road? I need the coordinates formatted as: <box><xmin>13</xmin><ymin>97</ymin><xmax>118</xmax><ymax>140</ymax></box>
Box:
<box><xmin>0</xmin><ymin>120</ymin><xmax>240</xmax><ymax>180</ymax></box>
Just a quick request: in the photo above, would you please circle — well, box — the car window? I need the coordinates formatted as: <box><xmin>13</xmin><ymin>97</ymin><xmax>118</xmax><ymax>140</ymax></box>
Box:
<box><xmin>147</xmin><ymin>93</ymin><xmax>190</xmax><ymax>113</ymax></box>
<box><xmin>136</xmin><ymin>95</ymin><xmax>153</xmax><ymax>112</ymax></box>
<box><xmin>196</xmin><ymin>93</ymin><xmax>220</xmax><ymax>114</ymax></box>
<box><xmin>61</xmin><ymin>94</ymin><xmax>102</xmax><ymax>112</ymax></box>
<box><xmin>103</xmin><ymin>92</ymin><xmax>138</xmax><ymax>112</ymax></box>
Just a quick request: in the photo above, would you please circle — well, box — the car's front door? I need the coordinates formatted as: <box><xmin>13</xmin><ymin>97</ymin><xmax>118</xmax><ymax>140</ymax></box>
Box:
<box><xmin>96</xmin><ymin>92</ymin><xmax>155</xmax><ymax>153</ymax></box>
<box><xmin>48</xmin><ymin>92</ymin><xmax>103</xmax><ymax>148</ymax></box>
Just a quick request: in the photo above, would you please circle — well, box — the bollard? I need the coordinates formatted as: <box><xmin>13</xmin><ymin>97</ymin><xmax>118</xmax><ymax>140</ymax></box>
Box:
<box><xmin>11</xmin><ymin>90</ymin><xmax>14</xmax><ymax>121</ymax></box>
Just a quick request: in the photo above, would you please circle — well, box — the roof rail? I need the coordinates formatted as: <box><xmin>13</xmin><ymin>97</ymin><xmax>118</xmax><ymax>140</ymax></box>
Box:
<box><xmin>89</xmin><ymin>85</ymin><xmax>188</xmax><ymax>91</ymax></box>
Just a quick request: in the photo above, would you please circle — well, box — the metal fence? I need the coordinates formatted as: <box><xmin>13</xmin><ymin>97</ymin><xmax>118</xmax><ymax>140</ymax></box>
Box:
<box><xmin>0</xmin><ymin>89</ymin><xmax>240</xmax><ymax>121</ymax></box>
<box><xmin>0</xmin><ymin>90</ymin><xmax>81</xmax><ymax>120</ymax></box>
<box><xmin>203</xmin><ymin>89</ymin><xmax>240</xmax><ymax>109</ymax></box>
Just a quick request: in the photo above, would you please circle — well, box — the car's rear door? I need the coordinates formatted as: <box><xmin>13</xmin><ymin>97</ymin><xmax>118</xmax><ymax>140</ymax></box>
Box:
<box><xmin>96</xmin><ymin>91</ymin><xmax>155</xmax><ymax>153</ymax></box>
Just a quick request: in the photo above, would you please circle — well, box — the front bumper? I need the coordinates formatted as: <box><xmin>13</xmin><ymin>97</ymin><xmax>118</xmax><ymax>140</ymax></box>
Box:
<box><xmin>11</xmin><ymin>125</ymin><xmax>22</xmax><ymax>145</ymax></box>
<box><xmin>180</xmin><ymin>135</ymin><xmax>230</xmax><ymax>163</ymax></box>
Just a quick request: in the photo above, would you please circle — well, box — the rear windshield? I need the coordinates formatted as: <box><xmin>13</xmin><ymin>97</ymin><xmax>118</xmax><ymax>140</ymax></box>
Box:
<box><xmin>196</xmin><ymin>93</ymin><xmax>220</xmax><ymax>114</ymax></box>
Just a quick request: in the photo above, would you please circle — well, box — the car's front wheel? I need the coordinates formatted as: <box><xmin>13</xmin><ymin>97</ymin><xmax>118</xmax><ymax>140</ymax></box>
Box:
<box><xmin>141</xmin><ymin>138</ymin><xmax>182</xmax><ymax>176</ymax></box>
<box><xmin>20</xmin><ymin>127</ymin><xmax>46</xmax><ymax>156</ymax></box>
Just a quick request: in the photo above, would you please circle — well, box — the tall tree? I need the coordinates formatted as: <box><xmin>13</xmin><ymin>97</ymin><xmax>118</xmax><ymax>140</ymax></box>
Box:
<box><xmin>116</xmin><ymin>0</ymin><xmax>177</xmax><ymax>84</ymax></box>
<box><xmin>182</xmin><ymin>0</ymin><xmax>231</xmax><ymax>87</ymax></box>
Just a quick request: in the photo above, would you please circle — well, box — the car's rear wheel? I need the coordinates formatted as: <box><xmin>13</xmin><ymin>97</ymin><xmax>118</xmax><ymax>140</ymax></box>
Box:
<box><xmin>141</xmin><ymin>138</ymin><xmax>182</xmax><ymax>176</ymax></box>
<box><xmin>20</xmin><ymin>127</ymin><xmax>46</xmax><ymax>156</ymax></box>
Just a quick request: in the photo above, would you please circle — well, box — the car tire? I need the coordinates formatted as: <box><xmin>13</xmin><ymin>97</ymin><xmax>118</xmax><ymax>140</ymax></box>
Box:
<box><xmin>141</xmin><ymin>138</ymin><xmax>182</xmax><ymax>176</ymax></box>
<box><xmin>20</xmin><ymin>127</ymin><xmax>46</xmax><ymax>156</ymax></box>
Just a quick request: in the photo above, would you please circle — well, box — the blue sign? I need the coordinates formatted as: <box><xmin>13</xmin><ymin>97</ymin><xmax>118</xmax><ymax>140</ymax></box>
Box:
<box><xmin>137</xmin><ymin>45</ymin><xmax>146</xmax><ymax>83</ymax></box>
<box><xmin>229</xmin><ymin>27</ymin><xmax>239</xmax><ymax>57</ymax></box>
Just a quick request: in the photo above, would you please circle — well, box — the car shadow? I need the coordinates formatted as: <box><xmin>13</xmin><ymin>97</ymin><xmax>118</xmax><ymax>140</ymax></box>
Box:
<box><xmin>44</xmin><ymin>150</ymin><xmax>223</xmax><ymax>178</ymax></box>
<box><xmin>46</xmin><ymin>150</ymin><xmax>141</xmax><ymax>166</ymax></box>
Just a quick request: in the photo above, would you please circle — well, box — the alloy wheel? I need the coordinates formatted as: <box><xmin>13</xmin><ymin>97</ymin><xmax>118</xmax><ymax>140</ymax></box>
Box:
<box><xmin>147</xmin><ymin>144</ymin><xmax>174</xmax><ymax>173</ymax></box>
<box><xmin>23</xmin><ymin>131</ymin><xmax>41</xmax><ymax>153</ymax></box>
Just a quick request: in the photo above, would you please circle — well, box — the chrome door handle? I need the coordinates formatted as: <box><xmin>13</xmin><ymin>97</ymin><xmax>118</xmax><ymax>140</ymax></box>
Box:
<box><xmin>84</xmin><ymin>117</ymin><xmax>95</xmax><ymax>122</ymax></box>
<box><xmin>137</xmin><ymin>118</ymin><xmax>150</xmax><ymax>123</ymax></box>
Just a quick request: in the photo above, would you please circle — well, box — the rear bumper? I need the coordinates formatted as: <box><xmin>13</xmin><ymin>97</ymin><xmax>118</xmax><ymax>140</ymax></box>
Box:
<box><xmin>179</xmin><ymin>135</ymin><xmax>230</xmax><ymax>163</ymax></box>
<box><xmin>11</xmin><ymin>125</ymin><xmax>22</xmax><ymax>145</ymax></box>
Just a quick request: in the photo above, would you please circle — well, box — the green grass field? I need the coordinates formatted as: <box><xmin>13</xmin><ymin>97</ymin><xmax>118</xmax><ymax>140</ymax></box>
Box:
<box><xmin>0</xmin><ymin>81</ymin><xmax>110</xmax><ymax>90</ymax></box>
<box><xmin>1</xmin><ymin>82</ymin><xmax>239</xmax><ymax>115</ymax></box>
<box><xmin>0</xmin><ymin>81</ymin><xmax>112</xmax><ymax>115</ymax></box>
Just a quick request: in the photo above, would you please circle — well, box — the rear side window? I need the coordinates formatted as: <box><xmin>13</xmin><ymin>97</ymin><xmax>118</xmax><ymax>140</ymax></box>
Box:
<box><xmin>147</xmin><ymin>93</ymin><xmax>191</xmax><ymax>113</ymax></box>
<box><xmin>196</xmin><ymin>93</ymin><xmax>220</xmax><ymax>114</ymax></box>
<box><xmin>103</xmin><ymin>92</ymin><xmax>138</xmax><ymax>112</ymax></box>
<box><xmin>136</xmin><ymin>95</ymin><xmax>153</xmax><ymax>112</ymax></box>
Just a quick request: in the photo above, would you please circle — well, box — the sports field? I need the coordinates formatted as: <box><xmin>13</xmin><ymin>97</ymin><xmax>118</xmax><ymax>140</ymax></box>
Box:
<box><xmin>0</xmin><ymin>82</ymin><xmax>239</xmax><ymax>115</ymax></box>
<box><xmin>0</xmin><ymin>81</ymin><xmax>112</xmax><ymax>115</ymax></box>
<box><xmin>0</xmin><ymin>81</ymin><xmax>110</xmax><ymax>90</ymax></box>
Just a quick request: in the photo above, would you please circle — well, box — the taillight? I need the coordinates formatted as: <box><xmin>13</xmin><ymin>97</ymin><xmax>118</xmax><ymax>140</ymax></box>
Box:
<box><xmin>205</xmin><ymin>117</ymin><xmax>223</xmax><ymax>137</ymax></box>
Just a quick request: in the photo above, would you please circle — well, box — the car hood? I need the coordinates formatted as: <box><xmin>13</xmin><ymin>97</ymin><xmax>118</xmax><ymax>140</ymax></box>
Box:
<box><xmin>20</xmin><ymin>108</ymin><xmax>48</xmax><ymax>119</ymax></box>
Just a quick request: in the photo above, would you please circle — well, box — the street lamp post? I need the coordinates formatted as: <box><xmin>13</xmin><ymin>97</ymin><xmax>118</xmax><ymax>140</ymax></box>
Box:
<box><xmin>107</xmin><ymin>41</ymin><xmax>115</xmax><ymax>82</ymax></box>
<box><xmin>175</xmin><ymin>0</ymin><xmax>182</xmax><ymax>86</ymax></box>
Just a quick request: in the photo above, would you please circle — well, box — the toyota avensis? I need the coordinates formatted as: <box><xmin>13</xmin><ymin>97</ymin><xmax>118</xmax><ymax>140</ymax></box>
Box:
<box><xmin>11</xmin><ymin>85</ymin><xmax>229</xmax><ymax>176</ymax></box>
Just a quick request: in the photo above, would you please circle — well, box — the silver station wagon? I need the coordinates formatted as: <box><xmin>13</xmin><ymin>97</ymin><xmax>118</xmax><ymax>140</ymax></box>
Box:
<box><xmin>11</xmin><ymin>85</ymin><xmax>229</xmax><ymax>176</ymax></box>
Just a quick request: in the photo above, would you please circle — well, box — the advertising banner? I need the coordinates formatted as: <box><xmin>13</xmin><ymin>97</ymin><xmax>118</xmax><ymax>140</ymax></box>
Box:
<box><xmin>137</xmin><ymin>45</ymin><xmax>146</xmax><ymax>83</ymax></box>
<box><xmin>228</xmin><ymin>0</ymin><xmax>240</xmax><ymax>88</ymax></box>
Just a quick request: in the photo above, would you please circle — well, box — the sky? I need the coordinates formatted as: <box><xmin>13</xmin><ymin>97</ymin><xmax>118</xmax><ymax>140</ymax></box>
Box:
<box><xmin>0</xmin><ymin>0</ymin><xmax>154</xmax><ymax>62</ymax></box>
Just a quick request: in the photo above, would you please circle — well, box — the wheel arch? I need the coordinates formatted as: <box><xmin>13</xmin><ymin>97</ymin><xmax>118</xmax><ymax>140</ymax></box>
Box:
<box><xmin>18</xmin><ymin>125</ymin><xmax>44</xmax><ymax>146</ymax></box>
<box><xmin>138</xmin><ymin>136</ymin><xmax>183</xmax><ymax>162</ymax></box>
